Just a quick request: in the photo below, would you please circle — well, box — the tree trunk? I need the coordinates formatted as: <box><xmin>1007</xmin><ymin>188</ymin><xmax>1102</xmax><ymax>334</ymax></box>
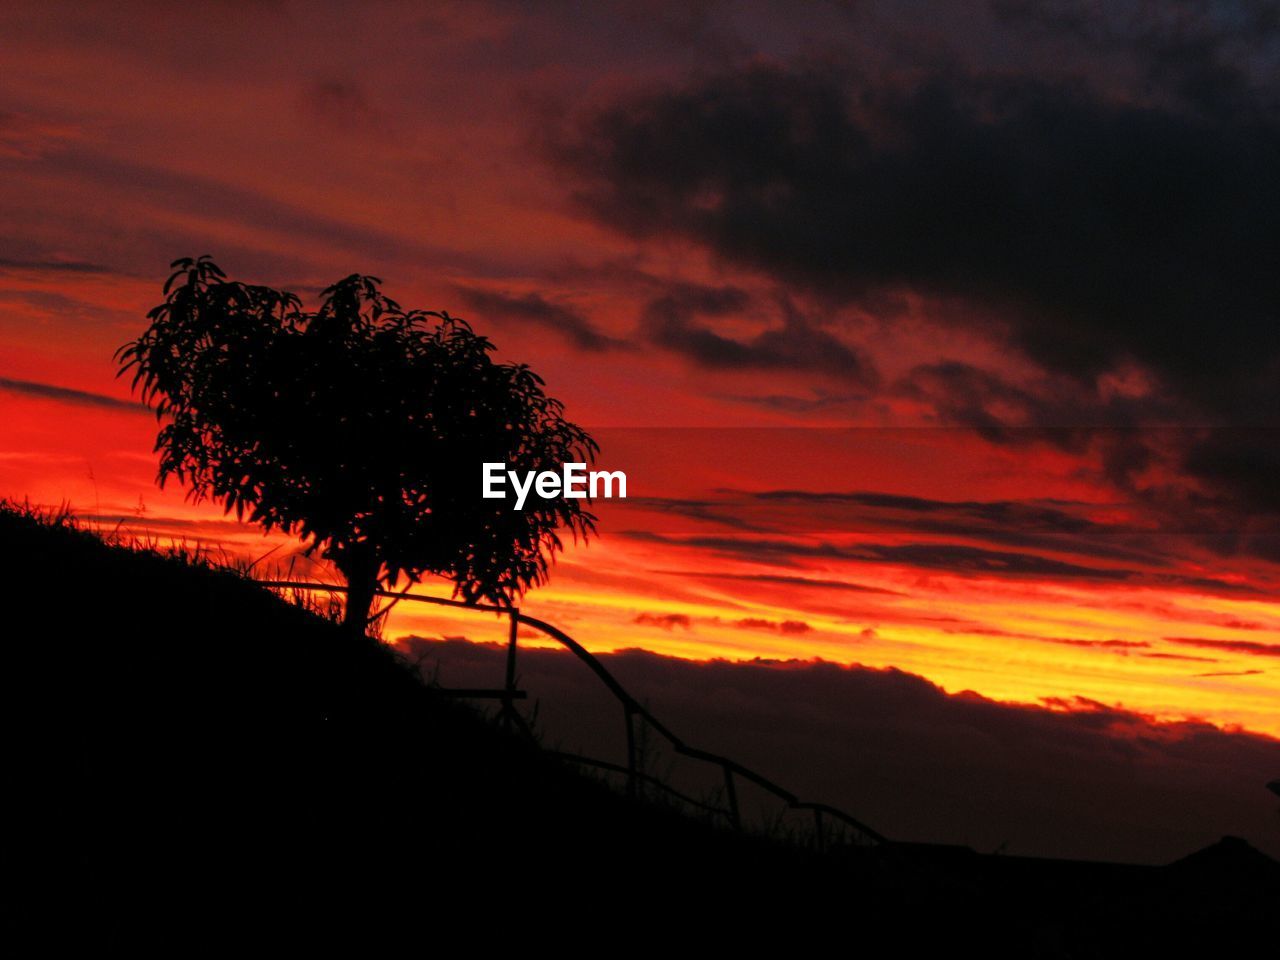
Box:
<box><xmin>338</xmin><ymin>549</ymin><xmax>379</xmax><ymax>639</ymax></box>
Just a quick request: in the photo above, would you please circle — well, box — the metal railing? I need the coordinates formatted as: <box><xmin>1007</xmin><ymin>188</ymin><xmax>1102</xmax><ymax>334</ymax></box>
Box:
<box><xmin>259</xmin><ymin>579</ymin><xmax>887</xmax><ymax>850</ymax></box>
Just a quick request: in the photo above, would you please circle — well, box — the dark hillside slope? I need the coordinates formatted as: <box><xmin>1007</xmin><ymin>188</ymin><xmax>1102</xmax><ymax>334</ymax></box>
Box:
<box><xmin>4</xmin><ymin>507</ymin><xmax>897</xmax><ymax>939</ymax></box>
<box><xmin>5</xmin><ymin>505</ymin><xmax>1276</xmax><ymax>952</ymax></box>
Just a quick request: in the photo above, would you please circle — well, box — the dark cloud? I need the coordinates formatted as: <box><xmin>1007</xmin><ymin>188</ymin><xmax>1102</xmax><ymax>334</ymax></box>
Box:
<box><xmin>625</xmin><ymin>495</ymin><xmax>774</xmax><ymax>532</ymax></box>
<box><xmin>759</xmin><ymin>489</ymin><xmax>1095</xmax><ymax>529</ymax></box>
<box><xmin>0</xmin><ymin>377</ymin><xmax>148</xmax><ymax>413</ymax></box>
<box><xmin>991</xmin><ymin>0</ymin><xmax>1280</xmax><ymax>114</ymax></box>
<box><xmin>624</xmin><ymin>529</ymin><xmax>1257</xmax><ymax>595</ymax></box>
<box><xmin>641</xmin><ymin>285</ymin><xmax>876</xmax><ymax>382</ymax></box>
<box><xmin>749</xmin><ymin>487</ymin><xmax>1167</xmax><ymax>564</ymax></box>
<box><xmin>558</xmin><ymin>60</ymin><xmax>1279</xmax><ymax>406</ymax></box>
<box><xmin>733</xmin><ymin>617</ymin><xmax>812</xmax><ymax>634</ymax></box>
<box><xmin>862</xmin><ymin>541</ymin><xmax>1132</xmax><ymax>579</ymax></box>
<box><xmin>0</xmin><ymin>109</ymin><xmax>78</xmax><ymax>158</ymax></box>
<box><xmin>632</xmin><ymin>485</ymin><xmax>1233</xmax><ymax>576</ymax></box>
<box><xmin>895</xmin><ymin>367</ymin><xmax>1280</xmax><ymax>550</ymax></box>
<box><xmin>18</xmin><ymin>149</ymin><xmax>498</xmax><ymax>280</ymax></box>
<box><xmin>1048</xmin><ymin>637</ymin><xmax>1150</xmax><ymax>650</ymax></box>
<box><xmin>297</xmin><ymin>78</ymin><xmax>386</xmax><ymax>132</ymax></box>
<box><xmin>0</xmin><ymin>286</ymin><xmax>138</xmax><ymax>329</ymax></box>
<box><xmin>715</xmin><ymin>388</ymin><xmax>866</xmax><ymax>413</ymax></box>
<box><xmin>0</xmin><ymin>258</ymin><xmax>109</xmax><ymax>274</ymax></box>
<box><xmin>399</xmin><ymin>637</ymin><xmax>1280</xmax><ymax>863</ymax></box>
<box><xmin>660</xmin><ymin>570</ymin><xmax>903</xmax><ymax>595</ymax></box>
<box><xmin>1140</xmin><ymin>651</ymin><xmax>1219</xmax><ymax>663</ymax></box>
<box><xmin>456</xmin><ymin>286</ymin><xmax>626</xmax><ymax>351</ymax></box>
<box><xmin>634</xmin><ymin>612</ymin><xmax>692</xmax><ymax>630</ymax></box>
<box><xmin>1165</xmin><ymin>637</ymin><xmax>1280</xmax><ymax>658</ymax></box>
<box><xmin>940</xmin><ymin>625</ymin><xmax>1158</xmax><ymax>657</ymax></box>
<box><xmin>895</xmin><ymin>361</ymin><xmax>1146</xmax><ymax>443</ymax></box>
<box><xmin>1182</xmin><ymin>431</ymin><xmax>1280</xmax><ymax>516</ymax></box>
<box><xmin>555</xmin><ymin>54</ymin><xmax>1280</xmax><ymax>517</ymax></box>
<box><xmin>1219</xmin><ymin>619</ymin><xmax>1268</xmax><ymax>631</ymax></box>
<box><xmin>637</xmin><ymin>530</ymin><xmax>1095</xmax><ymax>579</ymax></box>
<box><xmin>1194</xmin><ymin>669</ymin><xmax>1265</xmax><ymax>678</ymax></box>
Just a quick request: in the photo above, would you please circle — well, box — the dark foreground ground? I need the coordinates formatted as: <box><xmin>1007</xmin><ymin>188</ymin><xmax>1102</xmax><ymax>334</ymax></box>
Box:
<box><xmin>5</xmin><ymin>504</ymin><xmax>1276</xmax><ymax>954</ymax></box>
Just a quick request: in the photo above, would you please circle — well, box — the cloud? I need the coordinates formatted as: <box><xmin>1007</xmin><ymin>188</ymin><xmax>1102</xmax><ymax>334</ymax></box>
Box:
<box><xmin>398</xmin><ymin>637</ymin><xmax>1280</xmax><ymax>863</ymax></box>
<box><xmin>624</xmin><ymin>495</ymin><xmax>779</xmax><ymax>532</ymax></box>
<box><xmin>760</xmin><ymin>489</ymin><xmax>1090</xmax><ymax>526</ymax></box>
<box><xmin>1182</xmin><ymin>432</ymin><xmax>1280</xmax><ymax>517</ymax></box>
<box><xmin>0</xmin><ymin>377</ymin><xmax>148</xmax><ymax>413</ymax></box>
<box><xmin>1194</xmin><ymin>669</ymin><xmax>1265</xmax><ymax>678</ymax></box>
<box><xmin>1165</xmin><ymin>637</ymin><xmax>1280</xmax><ymax>658</ymax></box>
<box><xmin>895</xmin><ymin>361</ymin><xmax>1141</xmax><ymax>445</ymax></box>
<box><xmin>16</xmin><ymin>148</ymin><xmax>490</xmax><ymax>280</ymax></box>
<box><xmin>859</xmin><ymin>541</ymin><xmax>1135</xmax><ymax>580</ymax></box>
<box><xmin>1219</xmin><ymin>619</ymin><xmax>1268</xmax><ymax>631</ymax></box>
<box><xmin>990</xmin><ymin>0</ymin><xmax>1280</xmax><ymax>114</ymax></box>
<box><xmin>624</xmin><ymin>530</ymin><xmax>1253</xmax><ymax>595</ymax></box>
<box><xmin>634</xmin><ymin>612</ymin><xmax>692</xmax><ymax>630</ymax></box>
<box><xmin>1047</xmin><ymin>637</ymin><xmax>1150</xmax><ymax>650</ymax></box>
<box><xmin>733</xmin><ymin>617</ymin><xmax>812</xmax><ymax>635</ymax></box>
<box><xmin>741</xmin><ymin>483</ymin><xmax>1280</xmax><ymax>583</ymax></box>
<box><xmin>456</xmin><ymin>286</ymin><xmax>626</xmax><ymax>351</ymax></box>
<box><xmin>747</xmin><ymin>488</ymin><xmax>1168</xmax><ymax>565</ymax></box>
<box><xmin>0</xmin><ymin>258</ymin><xmax>110</xmax><ymax>274</ymax></box>
<box><xmin>557</xmin><ymin>60</ymin><xmax>1279</xmax><ymax>402</ymax></box>
<box><xmin>296</xmin><ymin>78</ymin><xmax>387</xmax><ymax>133</ymax></box>
<box><xmin>659</xmin><ymin>570</ymin><xmax>903</xmax><ymax>595</ymax></box>
<box><xmin>642</xmin><ymin>286</ymin><xmax>876</xmax><ymax>382</ymax></box>
<box><xmin>554</xmin><ymin>55</ymin><xmax>1280</xmax><ymax>519</ymax></box>
<box><xmin>0</xmin><ymin>110</ymin><xmax>80</xmax><ymax>159</ymax></box>
<box><xmin>715</xmin><ymin>388</ymin><xmax>867</xmax><ymax>413</ymax></box>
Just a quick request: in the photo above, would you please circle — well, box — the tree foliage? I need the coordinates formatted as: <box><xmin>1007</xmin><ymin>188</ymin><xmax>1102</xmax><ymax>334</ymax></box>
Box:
<box><xmin>118</xmin><ymin>256</ymin><xmax>597</xmax><ymax>625</ymax></box>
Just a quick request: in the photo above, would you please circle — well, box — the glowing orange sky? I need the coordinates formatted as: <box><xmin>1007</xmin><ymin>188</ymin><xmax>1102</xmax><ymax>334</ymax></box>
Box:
<box><xmin>2</xmin><ymin>3</ymin><xmax>1277</xmax><ymax>739</ymax></box>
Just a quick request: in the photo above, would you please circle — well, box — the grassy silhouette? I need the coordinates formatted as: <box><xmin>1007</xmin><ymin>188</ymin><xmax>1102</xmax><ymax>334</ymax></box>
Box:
<box><xmin>7</xmin><ymin>500</ymin><xmax>1275</xmax><ymax>951</ymax></box>
<box><xmin>6</xmin><ymin>501</ymin><xmax>879</xmax><ymax>936</ymax></box>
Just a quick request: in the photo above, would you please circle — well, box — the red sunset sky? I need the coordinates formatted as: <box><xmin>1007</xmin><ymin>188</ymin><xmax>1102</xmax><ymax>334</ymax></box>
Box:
<box><xmin>3</xmin><ymin>2</ymin><xmax>1279</xmax><ymax>858</ymax></box>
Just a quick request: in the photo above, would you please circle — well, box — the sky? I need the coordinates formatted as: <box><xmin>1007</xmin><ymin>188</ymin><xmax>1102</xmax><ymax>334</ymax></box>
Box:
<box><xmin>2</xmin><ymin>1</ymin><xmax>1278</xmax><ymax>856</ymax></box>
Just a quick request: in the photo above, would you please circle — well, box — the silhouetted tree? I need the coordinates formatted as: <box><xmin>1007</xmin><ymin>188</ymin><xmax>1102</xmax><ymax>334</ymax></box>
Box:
<box><xmin>119</xmin><ymin>256</ymin><xmax>597</xmax><ymax>635</ymax></box>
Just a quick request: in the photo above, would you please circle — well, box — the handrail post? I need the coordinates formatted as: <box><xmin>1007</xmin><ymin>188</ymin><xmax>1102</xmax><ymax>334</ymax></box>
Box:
<box><xmin>723</xmin><ymin>765</ymin><xmax>741</xmax><ymax>830</ymax></box>
<box><xmin>624</xmin><ymin>703</ymin><xmax>637</xmax><ymax>797</ymax></box>
<box><xmin>502</xmin><ymin>605</ymin><xmax>519</xmax><ymax>732</ymax></box>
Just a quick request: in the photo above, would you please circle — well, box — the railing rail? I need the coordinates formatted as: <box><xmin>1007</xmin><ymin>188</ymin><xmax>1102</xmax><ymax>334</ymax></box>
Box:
<box><xmin>259</xmin><ymin>579</ymin><xmax>887</xmax><ymax>849</ymax></box>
